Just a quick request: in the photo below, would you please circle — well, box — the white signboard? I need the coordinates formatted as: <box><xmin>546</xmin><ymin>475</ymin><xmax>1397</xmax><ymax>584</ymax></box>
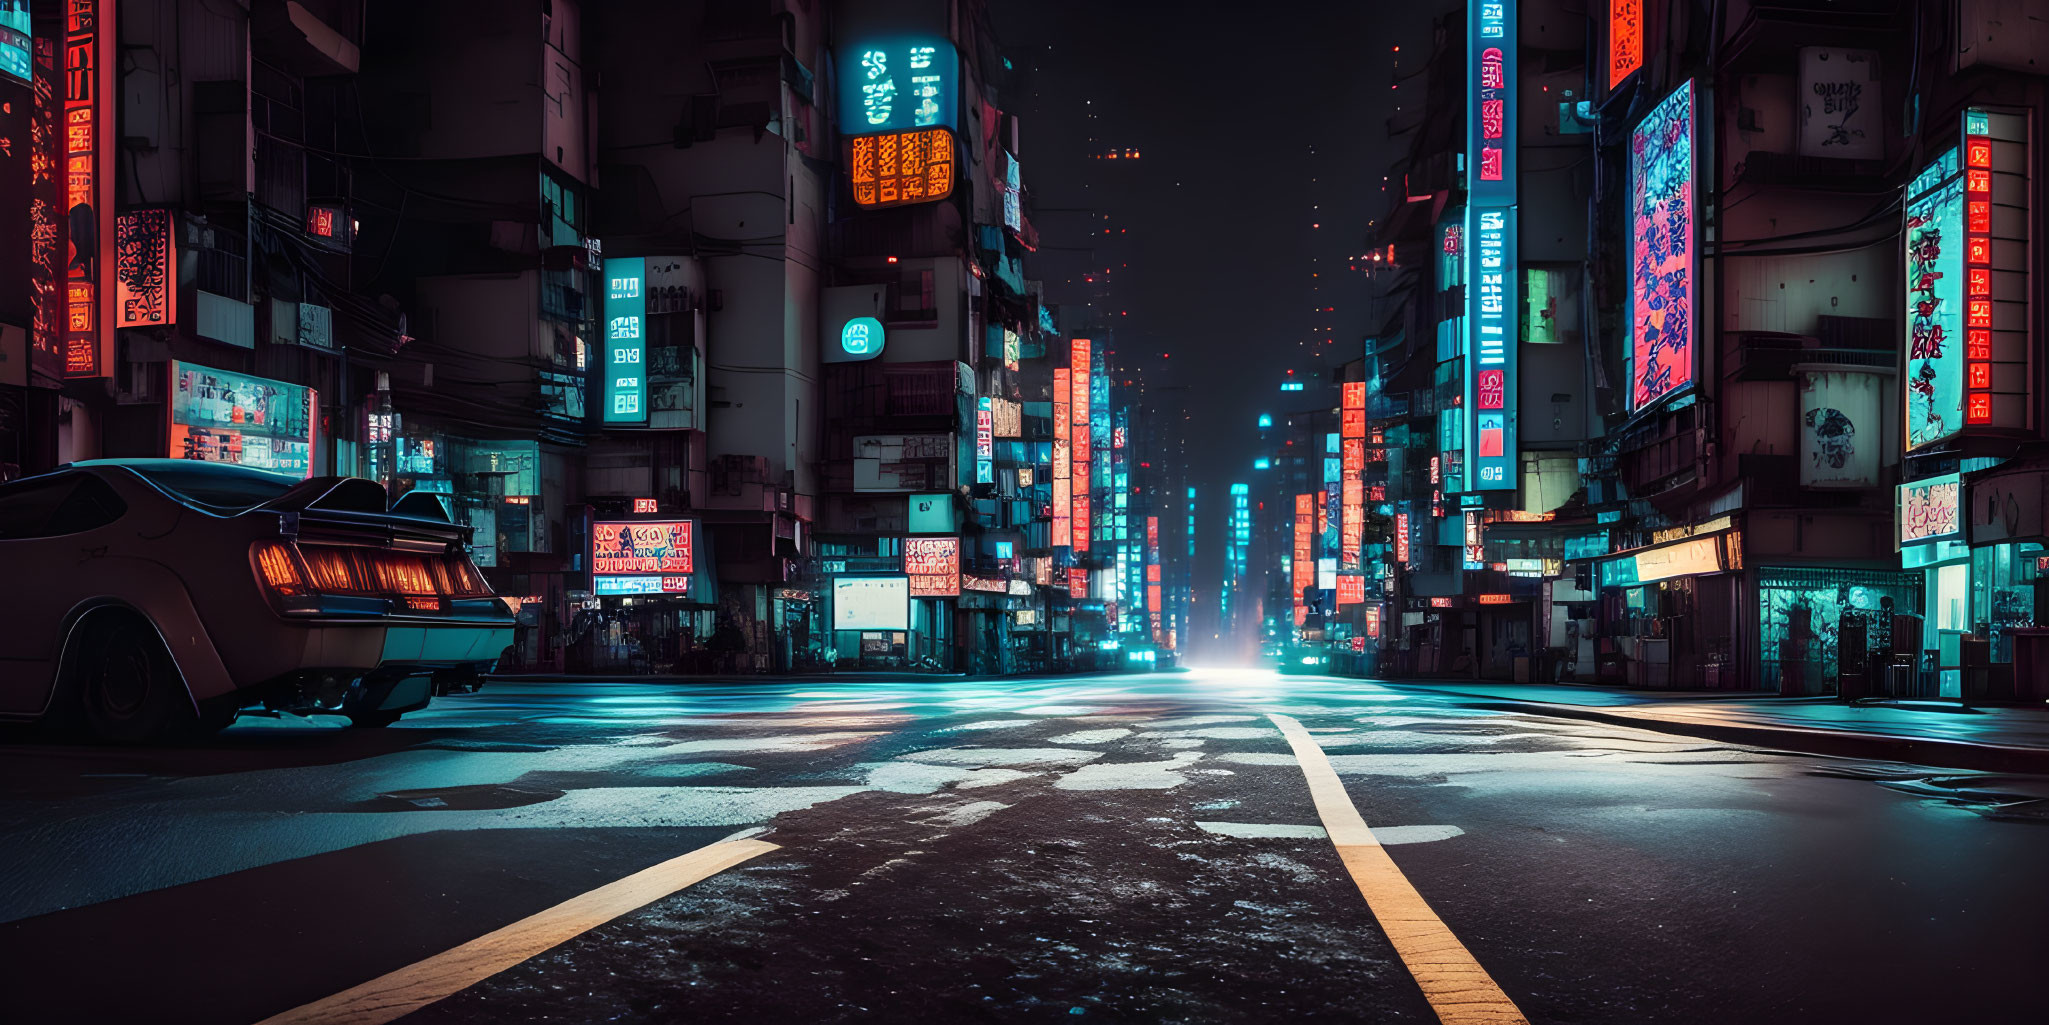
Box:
<box><xmin>1798</xmin><ymin>368</ymin><xmax>1882</xmax><ymax>488</ymax></box>
<box><xmin>1798</xmin><ymin>48</ymin><xmax>1882</xmax><ymax>160</ymax></box>
<box><xmin>833</xmin><ymin>576</ymin><xmax>910</xmax><ymax>631</ymax></box>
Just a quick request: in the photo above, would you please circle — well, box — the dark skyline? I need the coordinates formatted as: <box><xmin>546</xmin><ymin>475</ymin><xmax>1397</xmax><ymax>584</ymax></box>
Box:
<box><xmin>995</xmin><ymin>0</ymin><xmax>1457</xmax><ymax>620</ymax></box>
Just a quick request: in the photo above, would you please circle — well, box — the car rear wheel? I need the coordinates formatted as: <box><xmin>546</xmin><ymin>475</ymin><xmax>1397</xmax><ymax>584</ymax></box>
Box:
<box><xmin>74</xmin><ymin>613</ymin><xmax>208</xmax><ymax>744</ymax></box>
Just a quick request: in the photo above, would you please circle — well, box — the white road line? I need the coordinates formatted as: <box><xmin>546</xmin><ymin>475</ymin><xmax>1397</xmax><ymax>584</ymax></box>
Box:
<box><xmin>1267</xmin><ymin>713</ymin><xmax>1529</xmax><ymax>1024</ymax></box>
<box><xmin>254</xmin><ymin>838</ymin><xmax>779</xmax><ymax>1025</ymax></box>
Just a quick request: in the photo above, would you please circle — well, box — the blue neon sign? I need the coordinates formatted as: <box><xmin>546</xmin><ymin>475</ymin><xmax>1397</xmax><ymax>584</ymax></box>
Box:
<box><xmin>602</xmin><ymin>257</ymin><xmax>647</xmax><ymax>424</ymax></box>
<box><xmin>841</xmin><ymin>316</ymin><xmax>884</xmax><ymax>357</ymax></box>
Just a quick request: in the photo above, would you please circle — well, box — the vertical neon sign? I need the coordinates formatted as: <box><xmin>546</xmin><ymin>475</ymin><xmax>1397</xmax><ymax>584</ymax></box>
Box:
<box><xmin>1294</xmin><ymin>493</ymin><xmax>1314</xmax><ymax>627</ymax></box>
<box><xmin>975</xmin><ymin>396</ymin><xmax>994</xmax><ymax>483</ymax></box>
<box><xmin>1053</xmin><ymin>367</ymin><xmax>1071</xmax><ymax>548</ymax></box>
<box><xmin>62</xmin><ymin>0</ymin><xmax>113</xmax><ymax>379</ymax></box>
<box><xmin>1630</xmin><ymin>81</ymin><xmax>1696</xmax><ymax>411</ymax></box>
<box><xmin>1465</xmin><ymin>2</ymin><xmax>1517</xmax><ymax>491</ymax></box>
<box><xmin>1341</xmin><ymin>381</ymin><xmax>1365</xmax><ymax>571</ymax></box>
<box><xmin>1905</xmin><ymin>148</ymin><xmax>1964</xmax><ymax>447</ymax></box>
<box><xmin>1608</xmin><ymin>1</ymin><xmax>1642</xmax><ymax>90</ymax></box>
<box><xmin>602</xmin><ymin>257</ymin><xmax>647</xmax><ymax>423</ymax></box>
<box><xmin>1960</xmin><ymin>108</ymin><xmax>2029</xmax><ymax>430</ymax></box>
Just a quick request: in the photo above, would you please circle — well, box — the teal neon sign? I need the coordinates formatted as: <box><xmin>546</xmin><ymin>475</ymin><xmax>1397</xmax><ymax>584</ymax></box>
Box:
<box><xmin>841</xmin><ymin>316</ymin><xmax>884</xmax><ymax>357</ymax></box>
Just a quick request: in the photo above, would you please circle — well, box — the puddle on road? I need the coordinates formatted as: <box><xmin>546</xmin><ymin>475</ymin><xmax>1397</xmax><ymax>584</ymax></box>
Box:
<box><xmin>1812</xmin><ymin>765</ymin><xmax>2049</xmax><ymax>822</ymax></box>
<box><xmin>365</xmin><ymin>783</ymin><xmax>566</xmax><ymax>811</ymax></box>
<box><xmin>1049</xmin><ymin>729</ymin><xmax>1133</xmax><ymax>745</ymax></box>
<box><xmin>1054</xmin><ymin>753</ymin><xmax>1204</xmax><ymax>790</ymax></box>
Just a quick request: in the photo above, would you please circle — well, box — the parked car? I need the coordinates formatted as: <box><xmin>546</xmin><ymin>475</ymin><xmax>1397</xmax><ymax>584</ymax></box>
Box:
<box><xmin>0</xmin><ymin>460</ymin><xmax>513</xmax><ymax>742</ymax></box>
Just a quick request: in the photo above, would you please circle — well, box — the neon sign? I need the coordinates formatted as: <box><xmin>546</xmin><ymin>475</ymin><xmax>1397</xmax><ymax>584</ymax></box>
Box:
<box><xmin>602</xmin><ymin>257</ymin><xmax>646</xmax><ymax>423</ymax></box>
<box><xmin>906</xmin><ymin>537</ymin><xmax>961</xmax><ymax>597</ymax></box>
<box><xmin>1960</xmin><ymin>108</ymin><xmax>2028</xmax><ymax>430</ymax></box>
<box><xmin>976</xmin><ymin>396</ymin><xmax>994</xmax><ymax>484</ymax></box>
<box><xmin>1630</xmin><ymin>81</ymin><xmax>1696</xmax><ymax>411</ymax></box>
<box><xmin>63</xmin><ymin>0</ymin><xmax>114</xmax><ymax>378</ymax></box>
<box><xmin>1905</xmin><ymin>148</ymin><xmax>1963</xmax><ymax>447</ymax></box>
<box><xmin>1294</xmin><ymin>493</ymin><xmax>1314</xmax><ymax>626</ymax></box>
<box><xmin>1898</xmin><ymin>473</ymin><xmax>1963</xmax><ymax>545</ymax></box>
<box><xmin>1465</xmin><ymin>2</ymin><xmax>1517</xmax><ymax>491</ymax></box>
<box><xmin>114</xmin><ymin>209</ymin><xmax>176</xmax><ymax>328</ymax></box>
<box><xmin>1053</xmin><ymin>367</ymin><xmax>1071</xmax><ymax>548</ymax></box>
<box><xmin>1608</xmin><ymin>1</ymin><xmax>1642</xmax><ymax>90</ymax></box>
<box><xmin>849</xmin><ymin>127</ymin><xmax>955</xmax><ymax>208</ymax></box>
<box><xmin>1395</xmin><ymin>511</ymin><xmax>1411</xmax><ymax>566</ymax></box>
<box><xmin>840</xmin><ymin>38</ymin><xmax>957</xmax><ymax>135</ymax></box>
<box><xmin>0</xmin><ymin>1</ymin><xmax>26</xmax><ymax>84</ymax></box>
<box><xmin>1071</xmin><ymin>339</ymin><xmax>1091</xmax><ymax>553</ymax></box>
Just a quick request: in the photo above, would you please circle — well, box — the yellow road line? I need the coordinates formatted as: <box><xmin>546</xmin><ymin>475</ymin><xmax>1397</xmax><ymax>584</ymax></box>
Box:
<box><xmin>1267</xmin><ymin>713</ymin><xmax>1528</xmax><ymax>1024</ymax></box>
<box><xmin>255</xmin><ymin>838</ymin><xmax>780</xmax><ymax>1025</ymax></box>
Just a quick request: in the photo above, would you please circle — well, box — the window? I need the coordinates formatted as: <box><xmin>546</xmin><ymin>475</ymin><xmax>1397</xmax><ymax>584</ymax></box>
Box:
<box><xmin>0</xmin><ymin>474</ymin><xmax>127</xmax><ymax>539</ymax></box>
<box><xmin>121</xmin><ymin>463</ymin><xmax>297</xmax><ymax>513</ymax></box>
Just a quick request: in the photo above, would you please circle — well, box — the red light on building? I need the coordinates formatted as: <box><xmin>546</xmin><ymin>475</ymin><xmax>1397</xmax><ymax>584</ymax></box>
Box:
<box><xmin>307</xmin><ymin>205</ymin><xmax>338</xmax><ymax>238</ymax></box>
<box><xmin>1608</xmin><ymin>0</ymin><xmax>1643</xmax><ymax>89</ymax></box>
<box><xmin>1478</xmin><ymin>593</ymin><xmax>1513</xmax><ymax>605</ymax></box>
<box><xmin>633</xmin><ymin>498</ymin><xmax>658</xmax><ymax>513</ymax></box>
<box><xmin>1430</xmin><ymin>597</ymin><xmax>1455</xmax><ymax>609</ymax></box>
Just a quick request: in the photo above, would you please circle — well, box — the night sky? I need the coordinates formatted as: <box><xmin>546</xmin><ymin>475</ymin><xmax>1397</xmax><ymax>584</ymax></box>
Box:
<box><xmin>994</xmin><ymin>0</ymin><xmax>1458</xmax><ymax>637</ymax></box>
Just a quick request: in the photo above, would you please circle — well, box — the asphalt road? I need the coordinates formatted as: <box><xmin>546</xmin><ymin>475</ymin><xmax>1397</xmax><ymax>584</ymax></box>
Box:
<box><xmin>3</xmin><ymin>669</ymin><xmax>2047</xmax><ymax>1024</ymax></box>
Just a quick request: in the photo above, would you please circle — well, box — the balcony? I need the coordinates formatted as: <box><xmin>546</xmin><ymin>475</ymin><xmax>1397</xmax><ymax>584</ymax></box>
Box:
<box><xmin>1728</xmin><ymin>332</ymin><xmax>1894</xmax><ymax>381</ymax></box>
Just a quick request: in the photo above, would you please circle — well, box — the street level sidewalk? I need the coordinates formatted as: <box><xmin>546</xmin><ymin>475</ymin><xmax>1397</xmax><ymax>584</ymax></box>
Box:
<box><xmin>1369</xmin><ymin>679</ymin><xmax>2049</xmax><ymax>774</ymax></box>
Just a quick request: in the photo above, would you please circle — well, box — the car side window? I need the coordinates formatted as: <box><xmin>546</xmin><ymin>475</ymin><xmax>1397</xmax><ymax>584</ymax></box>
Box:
<box><xmin>0</xmin><ymin>474</ymin><xmax>127</xmax><ymax>539</ymax></box>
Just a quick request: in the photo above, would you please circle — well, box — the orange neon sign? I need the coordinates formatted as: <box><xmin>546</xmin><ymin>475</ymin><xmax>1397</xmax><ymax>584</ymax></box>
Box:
<box><xmin>1608</xmin><ymin>0</ymin><xmax>1643</xmax><ymax>90</ymax></box>
<box><xmin>850</xmin><ymin>128</ymin><xmax>955</xmax><ymax>209</ymax></box>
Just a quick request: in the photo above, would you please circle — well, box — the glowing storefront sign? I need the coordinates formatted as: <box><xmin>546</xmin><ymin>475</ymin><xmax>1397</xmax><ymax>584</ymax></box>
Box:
<box><xmin>1898</xmin><ymin>473</ymin><xmax>1963</xmax><ymax>545</ymax></box>
<box><xmin>840</xmin><ymin>38</ymin><xmax>957</xmax><ymax>135</ymax></box>
<box><xmin>593</xmin><ymin>520</ymin><xmax>693</xmax><ymax>596</ymax></box>
<box><xmin>906</xmin><ymin>536</ymin><xmax>961</xmax><ymax>597</ymax></box>
<box><xmin>849</xmin><ymin>127</ymin><xmax>955</xmax><ymax>208</ymax></box>
<box><xmin>1630</xmin><ymin>81</ymin><xmax>1696</xmax><ymax>411</ymax></box>
<box><xmin>63</xmin><ymin>0</ymin><xmax>115</xmax><ymax>378</ymax></box>
<box><xmin>975</xmin><ymin>396</ymin><xmax>994</xmax><ymax>484</ymax></box>
<box><xmin>839</xmin><ymin>315</ymin><xmax>884</xmax><ymax>358</ymax></box>
<box><xmin>167</xmin><ymin>361</ymin><xmax>316</xmax><ymax>478</ymax></box>
<box><xmin>1467</xmin><ymin>3</ymin><xmax>1515</xmax><ymax>202</ymax></box>
<box><xmin>1600</xmin><ymin>535</ymin><xmax>1724</xmax><ymax>588</ymax></box>
<box><xmin>1337</xmin><ymin>574</ymin><xmax>1366</xmax><ymax>606</ymax></box>
<box><xmin>1464</xmin><ymin>511</ymin><xmax>1484</xmax><ymax>570</ymax></box>
<box><xmin>1608</xmin><ymin>0</ymin><xmax>1642</xmax><ymax>90</ymax></box>
<box><xmin>1477</xmin><ymin>593</ymin><xmax>1514</xmax><ymax>605</ymax></box>
<box><xmin>1395</xmin><ymin>511</ymin><xmax>1411</xmax><ymax>565</ymax></box>
<box><xmin>602</xmin><ymin>257</ymin><xmax>647</xmax><ymax>423</ymax></box>
<box><xmin>114</xmin><ymin>208</ymin><xmax>176</xmax><ymax>328</ymax></box>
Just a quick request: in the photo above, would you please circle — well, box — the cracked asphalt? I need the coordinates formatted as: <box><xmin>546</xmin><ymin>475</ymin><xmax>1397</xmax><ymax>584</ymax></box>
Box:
<box><xmin>2</xmin><ymin>668</ymin><xmax>2046</xmax><ymax>1024</ymax></box>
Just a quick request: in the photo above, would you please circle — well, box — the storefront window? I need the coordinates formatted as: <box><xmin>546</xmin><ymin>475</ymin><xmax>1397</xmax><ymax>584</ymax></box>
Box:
<box><xmin>1758</xmin><ymin>568</ymin><xmax>1922</xmax><ymax>692</ymax></box>
<box><xmin>1972</xmin><ymin>542</ymin><xmax>2042</xmax><ymax>661</ymax></box>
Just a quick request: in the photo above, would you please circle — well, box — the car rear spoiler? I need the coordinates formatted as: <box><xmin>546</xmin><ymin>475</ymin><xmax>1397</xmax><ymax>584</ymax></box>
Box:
<box><xmin>260</xmin><ymin>476</ymin><xmax>475</xmax><ymax>547</ymax></box>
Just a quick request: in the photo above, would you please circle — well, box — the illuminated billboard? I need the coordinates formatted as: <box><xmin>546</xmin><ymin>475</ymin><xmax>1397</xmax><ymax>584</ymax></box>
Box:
<box><xmin>1607</xmin><ymin>1</ymin><xmax>1642</xmax><ymax>90</ymax></box>
<box><xmin>1071</xmin><ymin>339</ymin><xmax>1091</xmax><ymax>553</ymax></box>
<box><xmin>975</xmin><ymin>397</ymin><xmax>994</xmax><ymax>484</ymax></box>
<box><xmin>602</xmin><ymin>257</ymin><xmax>647</xmax><ymax>423</ymax></box>
<box><xmin>849</xmin><ymin>127</ymin><xmax>955</xmax><ymax>208</ymax></box>
<box><xmin>1906</xmin><ymin>148</ymin><xmax>1964</xmax><ymax>448</ymax></box>
<box><xmin>1465</xmin><ymin>2</ymin><xmax>1517</xmax><ymax>491</ymax></box>
<box><xmin>1630</xmin><ymin>81</ymin><xmax>1695</xmax><ymax>412</ymax></box>
<box><xmin>593</xmin><ymin>520</ymin><xmax>693</xmax><ymax>596</ymax></box>
<box><xmin>1600</xmin><ymin>535</ymin><xmax>1725</xmax><ymax>588</ymax></box>
<box><xmin>63</xmin><ymin>0</ymin><xmax>116</xmax><ymax>379</ymax></box>
<box><xmin>839</xmin><ymin>38</ymin><xmax>957</xmax><ymax>135</ymax></box>
<box><xmin>1898</xmin><ymin>473</ymin><xmax>1963</xmax><ymax>545</ymax></box>
<box><xmin>905</xmin><ymin>536</ymin><xmax>961</xmax><ymax>598</ymax></box>
<box><xmin>168</xmin><ymin>362</ymin><xmax>316</xmax><ymax>478</ymax></box>
<box><xmin>1</xmin><ymin>0</ymin><xmax>27</xmax><ymax>84</ymax></box>
<box><xmin>114</xmin><ymin>209</ymin><xmax>177</xmax><ymax>328</ymax></box>
<box><xmin>834</xmin><ymin>576</ymin><xmax>910</xmax><ymax>631</ymax></box>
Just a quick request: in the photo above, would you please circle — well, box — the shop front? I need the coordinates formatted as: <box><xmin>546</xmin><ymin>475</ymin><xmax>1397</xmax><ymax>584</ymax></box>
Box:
<box><xmin>1953</xmin><ymin>462</ymin><xmax>2049</xmax><ymax>698</ymax></box>
<box><xmin>1588</xmin><ymin>526</ymin><xmax>1740</xmax><ymax>690</ymax></box>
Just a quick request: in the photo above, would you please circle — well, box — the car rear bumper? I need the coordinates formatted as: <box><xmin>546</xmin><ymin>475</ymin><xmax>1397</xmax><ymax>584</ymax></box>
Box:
<box><xmin>236</xmin><ymin>619</ymin><xmax>513</xmax><ymax>716</ymax></box>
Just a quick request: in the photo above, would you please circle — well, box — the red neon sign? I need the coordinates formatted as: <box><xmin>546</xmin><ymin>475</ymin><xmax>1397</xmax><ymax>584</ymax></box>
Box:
<box><xmin>592</xmin><ymin>521</ymin><xmax>693</xmax><ymax>575</ymax></box>
<box><xmin>633</xmin><ymin>498</ymin><xmax>658</xmax><ymax>513</ymax></box>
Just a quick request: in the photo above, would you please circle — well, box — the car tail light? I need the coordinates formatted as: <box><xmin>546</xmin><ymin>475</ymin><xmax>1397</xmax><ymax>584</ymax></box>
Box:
<box><xmin>252</xmin><ymin>542</ymin><xmax>306</xmax><ymax>596</ymax></box>
<box><xmin>251</xmin><ymin>541</ymin><xmax>496</xmax><ymax>613</ymax></box>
